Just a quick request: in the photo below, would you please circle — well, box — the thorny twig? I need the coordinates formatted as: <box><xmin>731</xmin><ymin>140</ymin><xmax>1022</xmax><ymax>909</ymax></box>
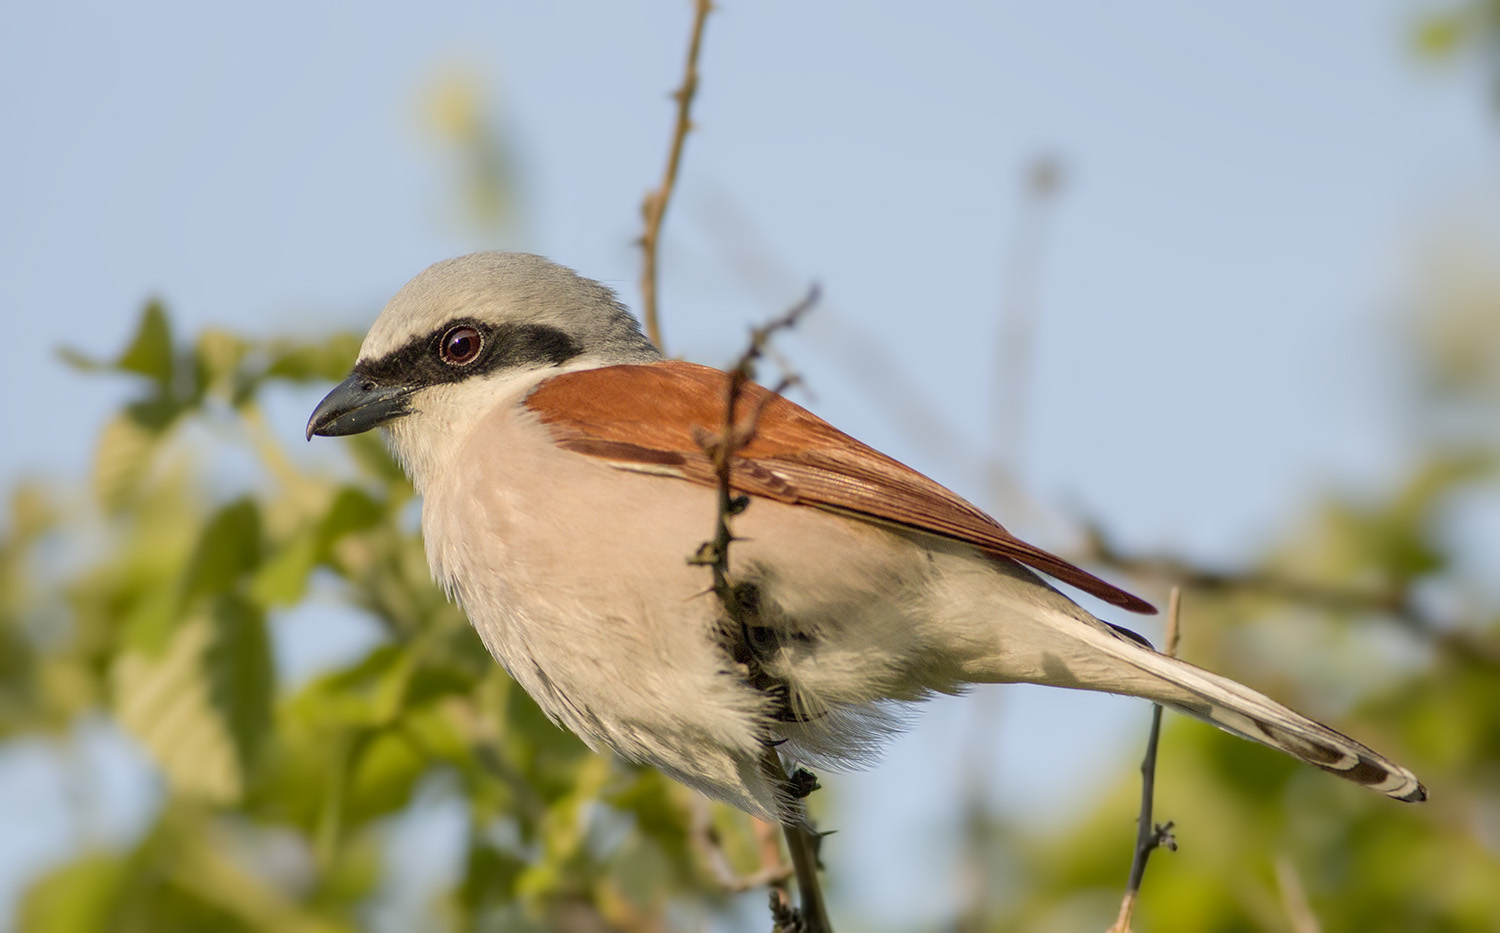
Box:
<box><xmin>638</xmin><ymin>0</ymin><xmax>713</xmax><ymax>353</ymax></box>
<box><xmin>1108</xmin><ymin>587</ymin><xmax>1183</xmax><ymax>933</ymax></box>
<box><xmin>689</xmin><ymin>286</ymin><xmax>820</xmax><ymax>609</ymax></box>
<box><xmin>688</xmin><ymin>286</ymin><xmax>828</xmax><ymax>931</ymax></box>
<box><xmin>762</xmin><ymin>749</ymin><xmax>833</xmax><ymax>933</ymax></box>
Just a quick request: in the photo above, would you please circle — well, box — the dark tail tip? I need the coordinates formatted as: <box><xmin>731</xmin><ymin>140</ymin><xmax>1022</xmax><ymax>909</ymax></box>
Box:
<box><xmin>1396</xmin><ymin>782</ymin><xmax>1428</xmax><ymax>804</ymax></box>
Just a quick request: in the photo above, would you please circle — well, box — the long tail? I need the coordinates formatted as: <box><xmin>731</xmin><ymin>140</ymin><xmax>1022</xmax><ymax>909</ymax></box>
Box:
<box><xmin>1055</xmin><ymin>620</ymin><xmax>1427</xmax><ymax>802</ymax></box>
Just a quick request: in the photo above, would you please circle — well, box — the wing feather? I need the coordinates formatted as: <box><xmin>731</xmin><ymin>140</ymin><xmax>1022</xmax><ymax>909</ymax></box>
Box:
<box><xmin>526</xmin><ymin>361</ymin><xmax>1156</xmax><ymax>615</ymax></box>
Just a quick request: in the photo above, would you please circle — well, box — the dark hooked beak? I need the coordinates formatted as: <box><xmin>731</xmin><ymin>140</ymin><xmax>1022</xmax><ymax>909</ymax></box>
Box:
<box><xmin>306</xmin><ymin>374</ymin><xmax>416</xmax><ymax>440</ymax></box>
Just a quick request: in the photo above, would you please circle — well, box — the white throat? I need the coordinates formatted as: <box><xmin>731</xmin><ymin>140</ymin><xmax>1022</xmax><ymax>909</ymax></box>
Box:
<box><xmin>381</xmin><ymin>362</ymin><xmax>585</xmax><ymax>496</ymax></box>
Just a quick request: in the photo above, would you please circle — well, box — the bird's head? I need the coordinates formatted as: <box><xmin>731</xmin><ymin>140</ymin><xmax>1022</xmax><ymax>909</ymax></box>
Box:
<box><xmin>306</xmin><ymin>251</ymin><xmax>661</xmax><ymax>490</ymax></box>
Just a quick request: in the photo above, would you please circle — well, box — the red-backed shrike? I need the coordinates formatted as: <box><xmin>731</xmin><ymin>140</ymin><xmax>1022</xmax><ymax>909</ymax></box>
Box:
<box><xmin>308</xmin><ymin>252</ymin><xmax>1425</xmax><ymax>820</ymax></box>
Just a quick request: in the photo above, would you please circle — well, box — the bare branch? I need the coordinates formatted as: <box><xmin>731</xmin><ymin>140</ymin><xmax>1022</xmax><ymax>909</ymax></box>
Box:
<box><xmin>1274</xmin><ymin>855</ymin><xmax>1323</xmax><ymax>933</ymax></box>
<box><xmin>1163</xmin><ymin>584</ymin><xmax>1183</xmax><ymax>659</ymax></box>
<box><xmin>693</xmin><ymin>186</ymin><xmax>973</xmax><ymax>469</ymax></box>
<box><xmin>990</xmin><ymin>153</ymin><xmax>1066</xmax><ymax>518</ymax></box>
<box><xmin>1108</xmin><ymin>587</ymin><xmax>1183</xmax><ymax>933</ymax></box>
<box><xmin>1076</xmin><ymin>525</ymin><xmax>1500</xmax><ymax>668</ymax></box>
<box><xmin>689</xmin><ymin>799</ymin><xmax>794</xmax><ymax>893</ymax></box>
<box><xmin>638</xmin><ymin>0</ymin><xmax>713</xmax><ymax>352</ymax></box>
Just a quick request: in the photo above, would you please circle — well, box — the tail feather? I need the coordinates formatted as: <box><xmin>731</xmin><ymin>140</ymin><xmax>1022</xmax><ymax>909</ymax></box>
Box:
<box><xmin>1093</xmin><ymin>626</ymin><xmax>1427</xmax><ymax>802</ymax></box>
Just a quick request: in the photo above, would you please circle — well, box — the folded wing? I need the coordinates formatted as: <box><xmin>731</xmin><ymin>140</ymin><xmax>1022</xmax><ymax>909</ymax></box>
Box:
<box><xmin>525</xmin><ymin>360</ymin><xmax>1156</xmax><ymax>615</ymax></box>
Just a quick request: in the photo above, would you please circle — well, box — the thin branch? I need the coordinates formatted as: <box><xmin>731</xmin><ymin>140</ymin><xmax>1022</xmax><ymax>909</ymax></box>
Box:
<box><xmin>1163</xmin><ymin>585</ymin><xmax>1183</xmax><ymax>658</ymax></box>
<box><xmin>687</xmin><ymin>286</ymin><xmax>828</xmax><ymax>931</ymax></box>
<box><xmin>689</xmin><ymin>798</ymin><xmax>794</xmax><ymax>893</ymax></box>
<box><xmin>1076</xmin><ymin>525</ymin><xmax>1500</xmax><ymax>668</ymax></box>
<box><xmin>753</xmin><ymin>816</ymin><xmax>788</xmax><ymax>884</ymax></box>
<box><xmin>688</xmin><ymin>286</ymin><xmax>820</xmax><ymax>611</ymax></box>
<box><xmin>1108</xmin><ymin>587</ymin><xmax>1183</xmax><ymax>933</ymax></box>
<box><xmin>952</xmin><ymin>155</ymin><xmax>1068</xmax><ymax>933</ymax></box>
<box><xmin>990</xmin><ymin>153</ymin><xmax>1066</xmax><ymax>517</ymax></box>
<box><xmin>638</xmin><ymin>0</ymin><xmax>713</xmax><ymax>352</ymax></box>
<box><xmin>1081</xmin><ymin>525</ymin><xmax>1407</xmax><ymax>613</ymax></box>
<box><xmin>443</xmin><ymin>696</ymin><xmax>547</xmax><ymax>824</ymax></box>
<box><xmin>1274</xmin><ymin>855</ymin><xmax>1323</xmax><ymax>933</ymax></box>
<box><xmin>762</xmin><ymin>749</ymin><xmax>833</xmax><ymax>933</ymax></box>
<box><xmin>693</xmin><ymin>186</ymin><xmax>973</xmax><ymax>470</ymax></box>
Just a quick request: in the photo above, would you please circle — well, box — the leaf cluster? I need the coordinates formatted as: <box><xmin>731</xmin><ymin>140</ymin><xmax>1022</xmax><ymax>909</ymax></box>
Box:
<box><xmin>5</xmin><ymin>304</ymin><xmax>765</xmax><ymax>932</ymax></box>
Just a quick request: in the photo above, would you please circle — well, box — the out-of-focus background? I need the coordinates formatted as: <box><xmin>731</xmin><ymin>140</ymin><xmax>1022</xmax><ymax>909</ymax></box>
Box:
<box><xmin>4</xmin><ymin>1</ymin><xmax>1500</xmax><ymax>930</ymax></box>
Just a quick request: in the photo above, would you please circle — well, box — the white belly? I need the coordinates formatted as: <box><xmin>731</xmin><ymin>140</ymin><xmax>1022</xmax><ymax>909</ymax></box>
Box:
<box><xmin>416</xmin><ymin>397</ymin><xmax>997</xmax><ymax>818</ymax></box>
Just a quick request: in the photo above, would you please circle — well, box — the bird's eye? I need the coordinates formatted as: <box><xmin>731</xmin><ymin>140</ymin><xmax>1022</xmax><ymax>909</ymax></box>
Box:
<box><xmin>439</xmin><ymin>325</ymin><xmax>483</xmax><ymax>366</ymax></box>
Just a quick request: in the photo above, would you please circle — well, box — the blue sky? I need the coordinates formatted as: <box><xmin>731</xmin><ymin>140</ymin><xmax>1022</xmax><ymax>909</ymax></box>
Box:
<box><xmin>2</xmin><ymin>0</ymin><xmax>1494</xmax><ymax>926</ymax></box>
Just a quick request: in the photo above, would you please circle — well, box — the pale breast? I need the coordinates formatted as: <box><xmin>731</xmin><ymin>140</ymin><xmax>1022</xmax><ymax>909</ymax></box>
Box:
<box><xmin>415</xmin><ymin>389</ymin><xmax>988</xmax><ymax>814</ymax></box>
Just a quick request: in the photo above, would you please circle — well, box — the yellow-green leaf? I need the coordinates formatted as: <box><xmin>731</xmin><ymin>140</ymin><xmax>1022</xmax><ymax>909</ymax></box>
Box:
<box><xmin>92</xmin><ymin>412</ymin><xmax>158</xmax><ymax>510</ymax></box>
<box><xmin>112</xmin><ymin>597</ymin><xmax>274</xmax><ymax>802</ymax></box>
<box><xmin>182</xmin><ymin>498</ymin><xmax>262</xmax><ymax>601</ymax></box>
<box><xmin>117</xmin><ymin>300</ymin><xmax>174</xmax><ymax>386</ymax></box>
<box><xmin>16</xmin><ymin>852</ymin><xmax>128</xmax><ymax>933</ymax></box>
<box><xmin>1413</xmin><ymin>13</ymin><xmax>1469</xmax><ymax>59</ymax></box>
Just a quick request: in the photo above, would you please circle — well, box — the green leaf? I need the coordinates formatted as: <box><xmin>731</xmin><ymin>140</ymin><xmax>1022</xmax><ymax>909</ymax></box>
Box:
<box><xmin>114</xmin><ymin>615</ymin><xmax>239</xmax><ymax>799</ymax></box>
<box><xmin>124</xmin><ymin>396</ymin><xmax>185</xmax><ymax>432</ymax></box>
<box><xmin>251</xmin><ymin>488</ymin><xmax>383</xmax><ymax>607</ymax></box>
<box><xmin>251</xmin><ymin>524</ymin><xmax>322</xmax><ymax>607</ymax></box>
<box><xmin>195</xmin><ymin>328</ymin><xmax>251</xmax><ymax>402</ymax></box>
<box><xmin>291</xmin><ymin>635</ymin><xmax>480</xmax><ymax>737</ymax></box>
<box><xmin>16</xmin><ymin>852</ymin><xmax>128</xmax><ymax>933</ymax></box>
<box><xmin>322</xmin><ymin>487</ymin><xmax>384</xmax><ymax>539</ymax></box>
<box><xmin>264</xmin><ymin>332</ymin><xmax>363</xmax><ymax>383</ymax></box>
<box><xmin>92</xmin><ymin>411</ymin><xmax>158</xmax><ymax>510</ymax></box>
<box><xmin>206</xmin><ymin>594</ymin><xmax>275</xmax><ymax>776</ymax></box>
<box><xmin>1413</xmin><ymin>12</ymin><xmax>1469</xmax><ymax>60</ymax></box>
<box><xmin>147</xmin><ymin>805</ymin><xmax>346</xmax><ymax>932</ymax></box>
<box><xmin>344</xmin><ymin>432</ymin><xmax>408</xmax><ymax>484</ymax></box>
<box><xmin>4</xmin><ymin>482</ymin><xmax>55</xmax><ymax>542</ymax></box>
<box><xmin>346</xmin><ymin>727</ymin><xmax>428</xmax><ymax>821</ymax></box>
<box><xmin>302</xmin><ymin>646</ymin><xmax>402</xmax><ymax>720</ymax></box>
<box><xmin>55</xmin><ymin>346</ymin><xmax>111</xmax><ymax>373</ymax></box>
<box><xmin>182</xmin><ymin>498</ymin><xmax>262</xmax><ymax>602</ymax></box>
<box><xmin>112</xmin><ymin>596</ymin><xmax>275</xmax><ymax>802</ymax></box>
<box><xmin>121</xmin><ymin>581</ymin><xmax>182</xmax><ymax>655</ymax></box>
<box><xmin>117</xmin><ymin>300</ymin><xmax>174</xmax><ymax>386</ymax></box>
<box><xmin>607</xmin><ymin>767</ymin><xmax>691</xmax><ymax>849</ymax></box>
<box><xmin>453</xmin><ymin>839</ymin><xmax>528</xmax><ymax>918</ymax></box>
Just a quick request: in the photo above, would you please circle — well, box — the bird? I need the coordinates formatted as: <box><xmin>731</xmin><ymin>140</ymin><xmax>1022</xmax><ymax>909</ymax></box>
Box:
<box><xmin>307</xmin><ymin>251</ymin><xmax>1426</xmax><ymax>821</ymax></box>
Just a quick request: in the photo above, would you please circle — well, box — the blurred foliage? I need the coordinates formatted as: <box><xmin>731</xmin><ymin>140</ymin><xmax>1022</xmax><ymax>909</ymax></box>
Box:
<box><xmin>7</xmin><ymin>13</ymin><xmax>1500</xmax><ymax>932</ymax></box>
<box><xmin>10</xmin><ymin>270</ymin><xmax>1500</xmax><ymax>932</ymax></box>
<box><xmin>419</xmin><ymin>67</ymin><xmax>520</xmax><ymax>235</ymax></box>
<box><xmin>916</xmin><ymin>240</ymin><xmax>1500</xmax><ymax>932</ymax></box>
<box><xmin>1414</xmin><ymin>0</ymin><xmax>1500</xmax><ymax>107</ymax></box>
<box><xmin>4</xmin><ymin>306</ymin><xmax>762</xmax><ymax>931</ymax></box>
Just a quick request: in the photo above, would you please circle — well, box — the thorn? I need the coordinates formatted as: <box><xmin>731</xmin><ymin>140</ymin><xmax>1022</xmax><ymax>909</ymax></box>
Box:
<box><xmin>768</xmin><ymin>892</ymin><xmax>802</xmax><ymax>932</ymax></box>
<box><xmin>786</xmin><ymin>767</ymin><xmax>821</xmax><ymax>799</ymax></box>
<box><xmin>809</xmin><ymin>826</ymin><xmax>835</xmax><ymax>868</ymax></box>
<box><xmin>1155</xmin><ymin>821</ymin><xmax>1178</xmax><ymax>852</ymax></box>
